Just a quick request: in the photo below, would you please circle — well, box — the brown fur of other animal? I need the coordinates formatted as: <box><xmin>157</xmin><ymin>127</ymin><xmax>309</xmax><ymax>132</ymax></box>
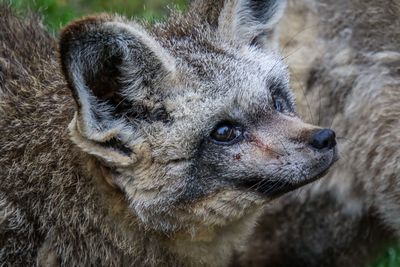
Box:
<box><xmin>235</xmin><ymin>0</ymin><xmax>400</xmax><ymax>266</ymax></box>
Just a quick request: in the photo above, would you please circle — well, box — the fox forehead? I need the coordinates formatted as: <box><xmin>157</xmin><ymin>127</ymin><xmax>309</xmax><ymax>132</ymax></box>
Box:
<box><xmin>168</xmin><ymin>45</ymin><xmax>290</xmax><ymax>108</ymax></box>
<box><xmin>153</xmin><ymin>48</ymin><xmax>292</xmax><ymax>157</ymax></box>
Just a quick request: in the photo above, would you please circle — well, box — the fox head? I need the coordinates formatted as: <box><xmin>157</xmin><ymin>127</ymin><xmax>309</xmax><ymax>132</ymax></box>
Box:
<box><xmin>60</xmin><ymin>0</ymin><xmax>337</xmax><ymax>238</ymax></box>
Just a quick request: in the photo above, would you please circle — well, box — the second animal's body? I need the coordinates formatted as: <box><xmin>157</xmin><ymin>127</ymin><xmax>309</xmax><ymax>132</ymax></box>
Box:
<box><xmin>236</xmin><ymin>1</ymin><xmax>400</xmax><ymax>266</ymax></box>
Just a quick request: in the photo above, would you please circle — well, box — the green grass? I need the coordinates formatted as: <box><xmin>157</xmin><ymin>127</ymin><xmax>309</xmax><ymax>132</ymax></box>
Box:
<box><xmin>369</xmin><ymin>246</ymin><xmax>400</xmax><ymax>267</ymax></box>
<box><xmin>7</xmin><ymin>1</ymin><xmax>400</xmax><ymax>266</ymax></box>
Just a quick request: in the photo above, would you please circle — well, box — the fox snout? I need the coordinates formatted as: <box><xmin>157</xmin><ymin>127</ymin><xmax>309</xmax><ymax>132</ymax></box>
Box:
<box><xmin>229</xmin><ymin>117</ymin><xmax>339</xmax><ymax>198</ymax></box>
<box><xmin>309</xmin><ymin>128</ymin><xmax>336</xmax><ymax>150</ymax></box>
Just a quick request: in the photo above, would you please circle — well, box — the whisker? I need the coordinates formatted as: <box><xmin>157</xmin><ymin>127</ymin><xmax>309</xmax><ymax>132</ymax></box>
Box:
<box><xmin>248</xmin><ymin>137</ymin><xmax>286</xmax><ymax>157</ymax></box>
<box><xmin>274</xmin><ymin>134</ymin><xmax>290</xmax><ymax>157</ymax></box>
<box><xmin>318</xmin><ymin>84</ymin><xmax>322</xmax><ymax>126</ymax></box>
<box><xmin>327</xmin><ymin>111</ymin><xmax>338</xmax><ymax>129</ymax></box>
<box><xmin>280</xmin><ymin>23</ymin><xmax>320</xmax><ymax>53</ymax></box>
<box><xmin>290</xmin><ymin>71</ymin><xmax>315</xmax><ymax>125</ymax></box>
<box><xmin>279</xmin><ymin>24</ymin><xmax>323</xmax><ymax>125</ymax></box>
<box><xmin>258</xmin><ymin>178</ymin><xmax>287</xmax><ymax>196</ymax></box>
<box><xmin>212</xmin><ymin>168</ymin><xmax>283</xmax><ymax>212</ymax></box>
<box><xmin>336</xmin><ymin>136</ymin><xmax>355</xmax><ymax>144</ymax></box>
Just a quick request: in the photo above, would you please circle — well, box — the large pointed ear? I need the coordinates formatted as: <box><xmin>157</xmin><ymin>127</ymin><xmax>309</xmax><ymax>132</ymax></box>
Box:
<box><xmin>59</xmin><ymin>15</ymin><xmax>175</xmax><ymax>165</ymax></box>
<box><xmin>191</xmin><ymin>0</ymin><xmax>287</xmax><ymax>49</ymax></box>
<box><xmin>222</xmin><ymin>0</ymin><xmax>287</xmax><ymax>48</ymax></box>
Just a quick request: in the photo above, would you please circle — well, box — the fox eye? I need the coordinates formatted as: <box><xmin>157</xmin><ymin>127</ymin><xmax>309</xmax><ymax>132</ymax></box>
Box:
<box><xmin>273</xmin><ymin>96</ymin><xmax>286</xmax><ymax>113</ymax></box>
<box><xmin>210</xmin><ymin>122</ymin><xmax>244</xmax><ymax>145</ymax></box>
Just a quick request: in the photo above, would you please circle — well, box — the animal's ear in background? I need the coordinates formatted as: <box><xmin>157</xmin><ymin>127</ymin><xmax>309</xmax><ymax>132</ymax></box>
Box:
<box><xmin>223</xmin><ymin>0</ymin><xmax>287</xmax><ymax>49</ymax></box>
<box><xmin>59</xmin><ymin>15</ymin><xmax>176</xmax><ymax>165</ymax></box>
<box><xmin>190</xmin><ymin>0</ymin><xmax>287</xmax><ymax>49</ymax></box>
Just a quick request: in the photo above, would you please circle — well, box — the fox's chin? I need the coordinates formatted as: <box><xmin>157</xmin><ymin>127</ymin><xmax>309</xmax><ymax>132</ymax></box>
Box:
<box><xmin>237</xmin><ymin>148</ymin><xmax>338</xmax><ymax>198</ymax></box>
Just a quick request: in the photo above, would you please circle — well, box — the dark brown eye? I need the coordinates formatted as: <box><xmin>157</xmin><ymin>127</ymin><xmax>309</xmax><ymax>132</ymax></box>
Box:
<box><xmin>210</xmin><ymin>122</ymin><xmax>244</xmax><ymax>145</ymax></box>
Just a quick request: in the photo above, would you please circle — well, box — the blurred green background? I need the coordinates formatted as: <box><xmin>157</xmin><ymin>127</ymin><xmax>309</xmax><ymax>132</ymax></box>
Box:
<box><xmin>10</xmin><ymin>0</ymin><xmax>187</xmax><ymax>32</ymax></box>
<box><xmin>370</xmin><ymin>247</ymin><xmax>400</xmax><ymax>267</ymax></box>
<box><xmin>8</xmin><ymin>1</ymin><xmax>400</xmax><ymax>266</ymax></box>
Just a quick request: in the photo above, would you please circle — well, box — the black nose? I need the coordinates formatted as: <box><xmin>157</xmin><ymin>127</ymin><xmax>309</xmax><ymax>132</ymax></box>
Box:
<box><xmin>309</xmin><ymin>128</ymin><xmax>336</xmax><ymax>150</ymax></box>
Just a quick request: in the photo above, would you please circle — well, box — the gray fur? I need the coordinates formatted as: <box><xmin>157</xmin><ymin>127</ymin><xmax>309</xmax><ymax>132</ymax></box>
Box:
<box><xmin>0</xmin><ymin>1</ymin><xmax>337</xmax><ymax>266</ymax></box>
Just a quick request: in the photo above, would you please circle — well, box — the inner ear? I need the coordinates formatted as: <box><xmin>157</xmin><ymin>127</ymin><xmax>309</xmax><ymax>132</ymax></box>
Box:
<box><xmin>87</xmin><ymin>52</ymin><xmax>123</xmax><ymax>101</ymax></box>
<box><xmin>84</xmin><ymin>49</ymin><xmax>132</xmax><ymax>117</ymax></box>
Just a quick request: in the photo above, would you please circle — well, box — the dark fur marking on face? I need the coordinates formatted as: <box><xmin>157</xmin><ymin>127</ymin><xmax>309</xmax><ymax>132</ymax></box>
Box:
<box><xmin>270</xmin><ymin>80</ymin><xmax>295</xmax><ymax>114</ymax></box>
<box><xmin>269</xmin><ymin>80</ymin><xmax>285</xmax><ymax>95</ymax></box>
<box><xmin>175</xmin><ymin>174</ymin><xmax>208</xmax><ymax>204</ymax></box>
<box><xmin>98</xmin><ymin>95</ymin><xmax>171</xmax><ymax>124</ymax></box>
